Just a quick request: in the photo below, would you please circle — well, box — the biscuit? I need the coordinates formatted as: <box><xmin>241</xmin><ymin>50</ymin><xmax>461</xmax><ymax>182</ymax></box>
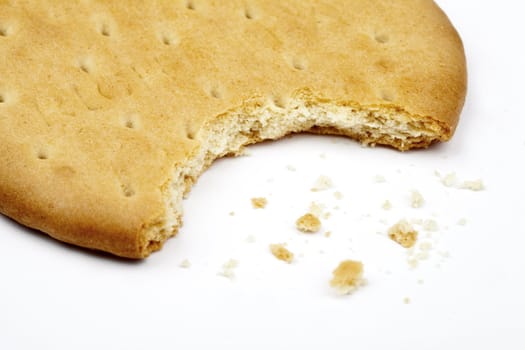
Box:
<box><xmin>0</xmin><ymin>1</ymin><xmax>466</xmax><ymax>258</ymax></box>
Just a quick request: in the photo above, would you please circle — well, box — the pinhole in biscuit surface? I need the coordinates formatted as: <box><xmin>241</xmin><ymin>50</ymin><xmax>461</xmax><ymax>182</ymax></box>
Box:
<box><xmin>122</xmin><ymin>114</ymin><xmax>140</xmax><ymax>130</ymax></box>
<box><xmin>244</xmin><ymin>6</ymin><xmax>258</xmax><ymax>20</ymax></box>
<box><xmin>77</xmin><ymin>57</ymin><xmax>94</xmax><ymax>73</ymax></box>
<box><xmin>374</xmin><ymin>33</ymin><xmax>389</xmax><ymax>44</ymax></box>
<box><xmin>100</xmin><ymin>23</ymin><xmax>111</xmax><ymax>36</ymax></box>
<box><xmin>0</xmin><ymin>25</ymin><xmax>8</xmax><ymax>37</ymax></box>
<box><xmin>380</xmin><ymin>90</ymin><xmax>395</xmax><ymax>102</ymax></box>
<box><xmin>185</xmin><ymin>122</ymin><xmax>198</xmax><ymax>140</ymax></box>
<box><xmin>125</xmin><ymin>120</ymin><xmax>135</xmax><ymax>129</ymax></box>
<box><xmin>121</xmin><ymin>184</ymin><xmax>136</xmax><ymax>198</ymax></box>
<box><xmin>271</xmin><ymin>95</ymin><xmax>288</xmax><ymax>109</ymax></box>
<box><xmin>186</xmin><ymin>0</ymin><xmax>196</xmax><ymax>10</ymax></box>
<box><xmin>37</xmin><ymin>150</ymin><xmax>49</xmax><ymax>160</ymax></box>
<box><xmin>161</xmin><ymin>32</ymin><xmax>178</xmax><ymax>46</ymax></box>
<box><xmin>209</xmin><ymin>87</ymin><xmax>222</xmax><ymax>99</ymax></box>
<box><xmin>292</xmin><ymin>57</ymin><xmax>307</xmax><ymax>71</ymax></box>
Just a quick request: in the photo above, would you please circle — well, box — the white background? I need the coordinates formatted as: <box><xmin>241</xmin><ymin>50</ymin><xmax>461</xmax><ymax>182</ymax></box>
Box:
<box><xmin>1</xmin><ymin>1</ymin><xmax>524</xmax><ymax>349</ymax></box>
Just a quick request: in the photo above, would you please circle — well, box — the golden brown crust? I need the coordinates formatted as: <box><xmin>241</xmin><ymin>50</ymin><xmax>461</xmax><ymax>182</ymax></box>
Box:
<box><xmin>0</xmin><ymin>0</ymin><xmax>466</xmax><ymax>258</ymax></box>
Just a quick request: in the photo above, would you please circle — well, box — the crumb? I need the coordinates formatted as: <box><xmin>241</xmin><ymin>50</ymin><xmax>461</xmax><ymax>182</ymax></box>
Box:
<box><xmin>218</xmin><ymin>259</ymin><xmax>239</xmax><ymax>279</ymax></box>
<box><xmin>229</xmin><ymin>211</ymin><xmax>235</xmax><ymax>216</ymax></box>
<box><xmin>296</xmin><ymin>213</ymin><xmax>321</xmax><ymax>233</ymax></box>
<box><xmin>240</xmin><ymin>148</ymin><xmax>251</xmax><ymax>156</ymax></box>
<box><xmin>410</xmin><ymin>218</ymin><xmax>423</xmax><ymax>225</ymax></box>
<box><xmin>438</xmin><ymin>250</ymin><xmax>450</xmax><ymax>258</ymax></box>
<box><xmin>441</xmin><ymin>172</ymin><xmax>457</xmax><ymax>187</ymax></box>
<box><xmin>411</xmin><ymin>190</ymin><xmax>424</xmax><ymax>208</ymax></box>
<box><xmin>330</xmin><ymin>260</ymin><xmax>366</xmax><ymax>295</ymax></box>
<box><xmin>407</xmin><ymin>257</ymin><xmax>419</xmax><ymax>269</ymax></box>
<box><xmin>403</xmin><ymin>297</ymin><xmax>411</xmax><ymax>304</ymax></box>
<box><xmin>308</xmin><ymin>201</ymin><xmax>326</xmax><ymax>217</ymax></box>
<box><xmin>461</xmin><ymin>179</ymin><xmax>485</xmax><ymax>191</ymax></box>
<box><xmin>286</xmin><ymin>164</ymin><xmax>296</xmax><ymax>172</ymax></box>
<box><xmin>319</xmin><ymin>249</ymin><xmax>325</xmax><ymax>255</ymax></box>
<box><xmin>319</xmin><ymin>153</ymin><xmax>326</xmax><ymax>159</ymax></box>
<box><xmin>251</xmin><ymin>197</ymin><xmax>268</xmax><ymax>209</ymax></box>
<box><xmin>382</xmin><ymin>200</ymin><xmax>392</xmax><ymax>210</ymax></box>
<box><xmin>322</xmin><ymin>212</ymin><xmax>331</xmax><ymax>220</ymax></box>
<box><xmin>417</xmin><ymin>278</ymin><xmax>424</xmax><ymax>285</ymax></box>
<box><xmin>415</xmin><ymin>251</ymin><xmax>429</xmax><ymax>260</ymax></box>
<box><xmin>422</xmin><ymin>219</ymin><xmax>439</xmax><ymax>231</ymax></box>
<box><xmin>270</xmin><ymin>244</ymin><xmax>294</xmax><ymax>263</ymax></box>
<box><xmin>311</xmin><ymin>175</ymin><xmax>333</xmax><ymax>192</ymax></box>
<box><xmin>324</xmin><ymin>231</ymin><xmax>332</xmax><ymax>238</ymax></box>
<box><xmin>457</xmin><ymin>218</ymin><xmax>467</xmax><ymax>226</ymax></box>
<box><xmin>333</xmin><ymin>205</ymin><xmax>340</xmax><ymax>210</ymax></box>
<box><xmin>388</xmin><ymin>219</ymin><xmax>418</xmax><ymax>248</ymax></box>
<box><xmin>373</xmin><ymin>174</ymin><xmax>386</xmax><ymax>183</ymax></box>
<box><xmin>333</xmin><ymin>191</ymin><xmax>343</xmax><ymax>200</ymax></box>
<box><xmin>245</xmin><ymin>235</ymin><xmax>256</xmax><ymax>243</ymax></box>
<box><xmin>179</xmin><ymin>259</ymin><xmax>191</xmax><ymax>268</ymax></box>
<box><xmin>418</xmin><ymin>241</ymin><xmax>433</xmax><ymax>252</ymax></box>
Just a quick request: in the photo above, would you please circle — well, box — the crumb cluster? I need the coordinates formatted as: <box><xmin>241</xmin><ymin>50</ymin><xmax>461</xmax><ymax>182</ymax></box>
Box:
<box><xmin>311</xmin><ymin>175</ymin><xmax>333</xmax><ymax>192</ymax></box>
<box><xmin>218</xmin><ymin>259</ymin><xmax>239</xmax><ymax>279</ymax></box>
<box><xmin>461</xmin><ymin>180</ymin><xmax>484</xmax><ymax>191</ymax></box>
<box><xmin>212</xmin><ymin>168</ymin><xmax>480</xmax><ymax>296</ymax></box>
<box><xmin>436</xmin><ymin>171</ymin><xmax>485</xmax><ymax>191</ymax></box>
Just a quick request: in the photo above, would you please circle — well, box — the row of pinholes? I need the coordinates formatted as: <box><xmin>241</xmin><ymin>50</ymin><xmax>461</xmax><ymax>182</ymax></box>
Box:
<box><xmin>3</xmin><ymin>13</ymin><xmax>389</xmax><ymax>45</ymax></box>
<box><xmin>33</xmin><ymin>147</ymin><xmax>136</xmax><ymax>198</ymax></box>
<box><xmin>2</xmin><ymin>5</ymin><xmax>392</xmax><ymax>198</ymax></box>
<box><xmin>184</xmin><ymin>1</ymin><xmax>390</xmax><ymax>43</ymax></box>
<box><xmin>185</xmin><ymin>0</ymin><xmax>257</xmax><ymax>20</ymax></box>
<box><xmin>32</xmin><ymin>144</ymin><xmax>136</xmax><ymax>198</ymax></box>
<box><xmin>32</xmin><ymin>144</ymin><xmax>137</xmax><ymax>197</ymax></box>
<box><xmin>36</xmin><ymin>153</ymin><xmax>136</xmax><ymax>198</ymax></box>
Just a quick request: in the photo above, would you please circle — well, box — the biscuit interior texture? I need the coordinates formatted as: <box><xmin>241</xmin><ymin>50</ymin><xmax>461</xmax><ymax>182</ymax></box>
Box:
<box><xmin>0</xmin><ymin>1</ymin><xmax>466</xmax><ymax>258</ymax></box>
